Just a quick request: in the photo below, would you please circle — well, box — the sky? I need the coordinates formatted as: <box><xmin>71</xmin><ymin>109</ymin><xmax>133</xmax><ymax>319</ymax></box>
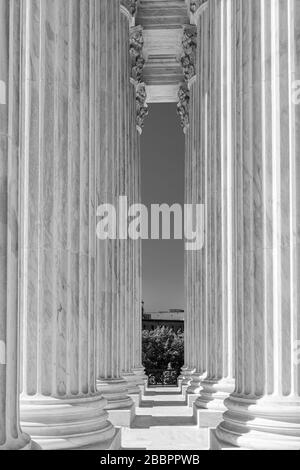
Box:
<box><xmin>141</xmin><ymin>103</ymin><xmax>185</xmax><ymax>312</ymax></box>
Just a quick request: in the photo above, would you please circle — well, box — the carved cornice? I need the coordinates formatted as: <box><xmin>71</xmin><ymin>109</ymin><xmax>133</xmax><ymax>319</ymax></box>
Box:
<box><xmin>180</xmin><ymin>25</ymin><xmax>197</xmax><ymax>82</ymax></box>
<box><xmin>130</xmin><ymin>26</ymin><xmax>145</xmax><ymax>82</ymax></box>
<box><xmin>177</xmin><ymin>83</ymin><xmax>190</xmax><ymax>133</ymax></box>
<box><xmin>136</xmin><ymin>82</ymin><xmax>149</xmax><ymax>134</ymax></box>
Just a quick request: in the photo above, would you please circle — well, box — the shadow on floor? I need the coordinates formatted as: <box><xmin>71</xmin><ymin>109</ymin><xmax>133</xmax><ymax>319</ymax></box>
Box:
<box><xmin>132</xmin><ymin>415</ymin><xmax>194</xmax><ymax>428</ymax></box>
<box><xmin>140</xmin><ymin>400</ymin><xmax>187</xmax><ymax>408</ymax></box>
<box><xmin>121</xmin><ymin>387</ymin><xmax>209</xmax><ymax>450</ymax></box>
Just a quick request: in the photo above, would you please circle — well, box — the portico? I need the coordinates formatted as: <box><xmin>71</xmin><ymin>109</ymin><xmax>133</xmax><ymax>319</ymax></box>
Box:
<box><xmin>0</xmin><ymin>0</ymin><xmax>300</xmax><ymax>451</ymax></box>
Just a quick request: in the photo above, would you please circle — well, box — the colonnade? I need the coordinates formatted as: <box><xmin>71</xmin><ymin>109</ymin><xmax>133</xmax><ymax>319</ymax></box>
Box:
<box><xmin>182</xmin><ymin>0</ymin><xmax>300</xmax><ymax>450</ymax></box>
<box><xmin>1</xmin><ymin>0</ymin><xmax>300</xmax><ymax>452</ymax></box>
<box><xmin>0</xmin><ymin>0</ymin><xmax>146</xmax><ymax>450</ymax></box>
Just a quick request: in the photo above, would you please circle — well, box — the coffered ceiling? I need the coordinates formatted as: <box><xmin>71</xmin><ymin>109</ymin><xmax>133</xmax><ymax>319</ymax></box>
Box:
<box><xmin>136</xmin><ymin>0</ymin><xmax>190</xmax><ymax>103</ymax></box>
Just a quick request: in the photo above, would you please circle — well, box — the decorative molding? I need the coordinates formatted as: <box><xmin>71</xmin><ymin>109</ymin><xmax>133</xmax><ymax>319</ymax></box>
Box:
<box><xmin>130</xmin><ymin>26</ymin><xmax>145</xmax><ymax>83</ymax></box>
<box><xmin>136</xmin><ymin>82</ymin><xmax>149</xmax><ymax>134</ymax></box>
<box><xmin>130</xmin><ymin>25</ymin><xmax>148</xmax><ymax>133</ymax></box>
<box><xmin>180</xmin><ymin>25</ymin><xmax>197</xmax><ymax>82</ymax></box>
<box><xmin>177</xmin><ymin>83</ymin><xmax>190</xmax><ymax>133</ymax></box>
<box><xmin>177</xmin><ymin>24</ymin><xmax>196</xmax><ymax>132</ymax></box>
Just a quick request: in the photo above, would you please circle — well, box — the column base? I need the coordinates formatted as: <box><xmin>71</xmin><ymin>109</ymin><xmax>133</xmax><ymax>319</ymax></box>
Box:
<box><xmin>177</xmin><ymin>366</ymin><xmax>188</xmax><ymax>385</ymax></box>
<box><xmin>97</xmin><ymin>378</ymin><xmax>135</xmax><ymax>427</ymax></box>
<box><xmin>20</xmin><ymin>394</ymin><xmax>116</xmax><ymax>450</ymax></box>
<box><xmin>195</xmin><ymin>377</ymin><xmax>235</xmax><ymax>411</ymax></box>
<box><xmin>107</xmin><ymin>406</ymin><xmax>135</xmax><ymax>428</ymax></box>
<box><xmin>215</xmin><ymin>395</ymin><xmax>300</xmax><ymax>450</ymax></box>
<box><xmin>179</xmin><ymin>368</ymin><xmax>196</xmax><ymax>399</ymax></box>
<box><xmin>188</xmin><ymin>393</ymin><xmax>200</xmax><ymax>408</ymax></box>
<box><xmin>179</xmin><ymin>367</ymin><xmax>196</xmax><ymax>387</ymax></box>
<box><xmin>97</xmin><ymin>378</ymin><xmax>134</xmax><ymax>410</ymax></box>
<box><xmin>122</xmin><ymin>372</ymin><xmax>142</xmax><ymax>406</ymax></box>
<box><xmin>210</xmin><ymin>429</ymin><xmax>247</xmax><ymax>450</ymax></box>
<box><xmin>193</xmin><ymin>406</ymin><xmax>224</xmax><ymax>429</ymax></box>
<box><xmin>132</xmin><ymin>366</ymin><xmax>148</xmax><ymax>395</ymax></box>
<box><xmin>0</xmin><ymin>433</ymin><xmax>32</xmax><ymax>451</ymax></box>
<box><xmin>78</xmin><ymin>428</ymin><xmax>122</xmax><ymax>450</ymax></box>
<box><xmin>187</xmin><ymin>372</ymin><xmax>206</xmax><ymax>407</ymax></box>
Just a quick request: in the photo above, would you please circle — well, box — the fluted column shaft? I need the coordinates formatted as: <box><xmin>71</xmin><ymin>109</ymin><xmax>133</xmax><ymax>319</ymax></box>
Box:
<box><xmin>194</xmin><ymin>0</ymin><xmax>235</xmax><ymax>411</ymax></box>
<box><xmin>130</xmin><ymin>25</ymin><xmax>148</xmax><ymax>385</ymax></box>
<box><xmin>216</xmin><ymin>0</ymin><xmax>300</xmax><ymax>450</ymax></box>
<box><xmin>19</xmin><ymin>0</ymin><xmax>116</xmax><ymax>450</ymax></box>
<box><xmin>178</xmin><ymin>25</ymin><xmax>198</xmax><ymax>388</ymax></box>
<box><xmin>181</xmin><ymin>82</ymin><xmax>197</xmax><ymax>388</ymax></box>
<box><xmin>0</xmin><ymin>0</ymin><xmax>30</xmax><ymax>450</ymax></box>
<box><xmin>122</xmin><ymin>78</ymin><xmax>141</xmax><ymax>395</ymax></box>
<box><xmin>119</xmin><ymin>7</ymin><xmax>146</xmax><ymax>398</ymax></box>
<box><xmin>131</xmin><ymin>100</ymin><xmax>146</xmax><ymax>385</ymax></box>
<box><xmin>119</xmin><ymin>5</ymin><xmax>136</xmax><ymax>394</ymax></box>
<box><xmin>96</xmin><ymin>0</ymin><xmax>134</xmax><ymax>417</ymax></box>
<box><xmin>187</xmin><ymin>11</ymin><xmax>209</xmax><ymax>395</ymax></box>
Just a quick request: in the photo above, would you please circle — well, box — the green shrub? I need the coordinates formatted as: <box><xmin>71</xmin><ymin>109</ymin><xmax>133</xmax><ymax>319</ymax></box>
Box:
<box><xmin>142</xmin><ymin>326</ymin><xmax>184</xmax><ymax>374</ymax></box>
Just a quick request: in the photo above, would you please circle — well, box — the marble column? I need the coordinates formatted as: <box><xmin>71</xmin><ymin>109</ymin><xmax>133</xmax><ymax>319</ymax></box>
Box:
<box><xmin>177</xmin><ymin>25</ymin><xmax>198</xmax><ymax>390</ymax></box>
<box><xmin>19</xmin><ymin>0</ymin><xmax>119</xmax><ymax>450</ymax></box>
<box><xmin>0</xmin><ymin>0</ymin><xmax>31</xmax><ymax>450</ymax></box>
<box><xmin>192</xmin><ymin>0</ymin><xmax>235</xmax><ymax>419</ymax></box>
<box><xmin>96</xmin><ymin>0</ymin><xmax>135</xmax><ymax>429</ymax></box>
<box><xmin>178</xmin><ymin>81</ymin><xmax>196</xmax><ymax>391</ymax></box>
<box><xmin>178</xmin><ymin>22</ymin><xmax>208</xmax><ymax>403</ymax></box>
<box><xmin>124</xmin><ymin>79</ymin><xmax>144</xmax><ymax>401</ymax></box>
<box><xmin>131</xmin><ymin>84</ymin><xmax>148</xmax><ymax>390</ymax></box>
<box><xmin>215</xmin><ymin>0</ymin><xmax>300</xmax><ymax>450</ymax></box>
<box><xmin>119</xmin><ymin>8</ymin><xmax>147</xmax><ymax>404</ymax></box>
<box><xmin>118</xmin><ymin>0</ymin><xmax>139</xmax><ymax>404</ymax></box>
<box><xmin>185</xmin><ymin>16</ymin><xmax>208</xmax><ymax>406</ymax></box>
<box><xmin>130</xmin><ymin>26</ymin><xmax>148</xmax><ymax>393</ymax></box>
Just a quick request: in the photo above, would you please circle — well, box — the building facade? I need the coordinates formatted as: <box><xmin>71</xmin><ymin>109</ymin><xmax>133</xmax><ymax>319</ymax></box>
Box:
<box><xmin>142</xmin><ymin>310</ymin><xmax>184</xmax><ymax>332</ymax></box>
<box><xmin>0</xmin><ymin>0</ymin><xmax>300</xmax><ymax>450</ymax></box>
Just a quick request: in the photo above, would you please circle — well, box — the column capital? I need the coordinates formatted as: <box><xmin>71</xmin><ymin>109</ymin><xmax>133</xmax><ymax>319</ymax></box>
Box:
<box><xmin>177</xmin><ymin>83</ymin><xmax>190</xmax><ymax>134</ymax></box>
<box><xmin>187</xmin><ymin>0</ymin><xmax>208</xmax><ymax>24</ymax></box>
<box><xmin>121</xmin><ymin>0</ymin><xmax>140</xmax><ymax>19</ymax></box>
<box><xmin>180</xmin><ymin>25</ymin><xmax>197</xmax><ymax>82</ymax></box>
<box><xmin>129</xmin><ymin>25</ymin><xmax>148</xmax><ymax>133</ymax></box>
<box><xmin>130</xmin><ymin>25</ymin><xmax>145</xmax><ymax>82</ymax></box>
<box><xmin>136</xmin><ymin>82</ymin><xmax>149</xmax><ymax>134</ymax></box>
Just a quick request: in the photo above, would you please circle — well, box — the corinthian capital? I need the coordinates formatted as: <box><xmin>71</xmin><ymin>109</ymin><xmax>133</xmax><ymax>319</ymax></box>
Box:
<box><xmin>177</xmin><ymin>83</ymin><xmax>190</xmax><ymax>133</ymax></box>
<box><xmin>180</xmin><ymin>25</ymin><xmax>197</xmax><ymax>81</ymax></box>
<box><xmin>136</xmin><ymin>82</ymin><xmax>149</xmax><ymax>134</ymax></box>
<box><xmin>121</xmin><ymin>0</ymin><xmax>140</xmax><ymax>17</ymax></box>
<box><xmin>189</xmin><ymin>0</ymin><xmax>207</xmax><ymax>15</ymax></box>
<box><xmin>130</xmin><ymin>26</ymin><xmax>145</xmax><ymax>82</ymax></box>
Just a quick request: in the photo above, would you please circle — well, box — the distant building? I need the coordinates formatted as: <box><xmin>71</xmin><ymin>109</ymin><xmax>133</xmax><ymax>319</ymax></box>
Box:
<box><xmin>142</xmin><ymin>309</ymin><xmax>184</xmax><ymax>333</ymax></box>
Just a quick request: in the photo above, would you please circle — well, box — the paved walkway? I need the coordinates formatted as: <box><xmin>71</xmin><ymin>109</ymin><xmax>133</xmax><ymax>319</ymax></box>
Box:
<box><xmin>121</xmin><ymin>387</ymin><xmax>209</xmax><ymax>450</ymax></box>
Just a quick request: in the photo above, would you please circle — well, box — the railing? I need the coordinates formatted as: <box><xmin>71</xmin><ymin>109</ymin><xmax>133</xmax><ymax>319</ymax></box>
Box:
<box><xmin>146</xmin><ymin>369</ymin><xmax>180</xmax><ymax>387</ymax></box>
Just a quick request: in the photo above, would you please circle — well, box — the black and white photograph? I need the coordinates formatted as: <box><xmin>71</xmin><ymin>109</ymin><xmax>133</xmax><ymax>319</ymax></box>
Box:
<box><xmin>1</xmin><ymin>0</ymin><xmax>300</xmax><ymax>456</ymax></box>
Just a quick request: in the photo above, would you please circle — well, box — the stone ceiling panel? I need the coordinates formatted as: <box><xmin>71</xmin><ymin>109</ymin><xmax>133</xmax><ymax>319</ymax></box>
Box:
<box><xmin>136</xmin><ymin>0</ymin><xmax>190</xmax><ymax>103</ymax></box>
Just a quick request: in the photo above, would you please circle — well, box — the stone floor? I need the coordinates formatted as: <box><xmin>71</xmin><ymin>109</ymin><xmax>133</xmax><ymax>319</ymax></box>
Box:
<box><xmin>121</xmin><ymin>387</ymin><xmax>209</xmax><ymax>450</ymax></box>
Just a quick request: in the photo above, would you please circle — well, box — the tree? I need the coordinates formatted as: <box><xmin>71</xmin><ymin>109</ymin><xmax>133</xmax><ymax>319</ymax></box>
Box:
<box><xmin>142</xmin><ymin>326</ymin><xmax>184</xmax><ymax>376</ymax></box>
